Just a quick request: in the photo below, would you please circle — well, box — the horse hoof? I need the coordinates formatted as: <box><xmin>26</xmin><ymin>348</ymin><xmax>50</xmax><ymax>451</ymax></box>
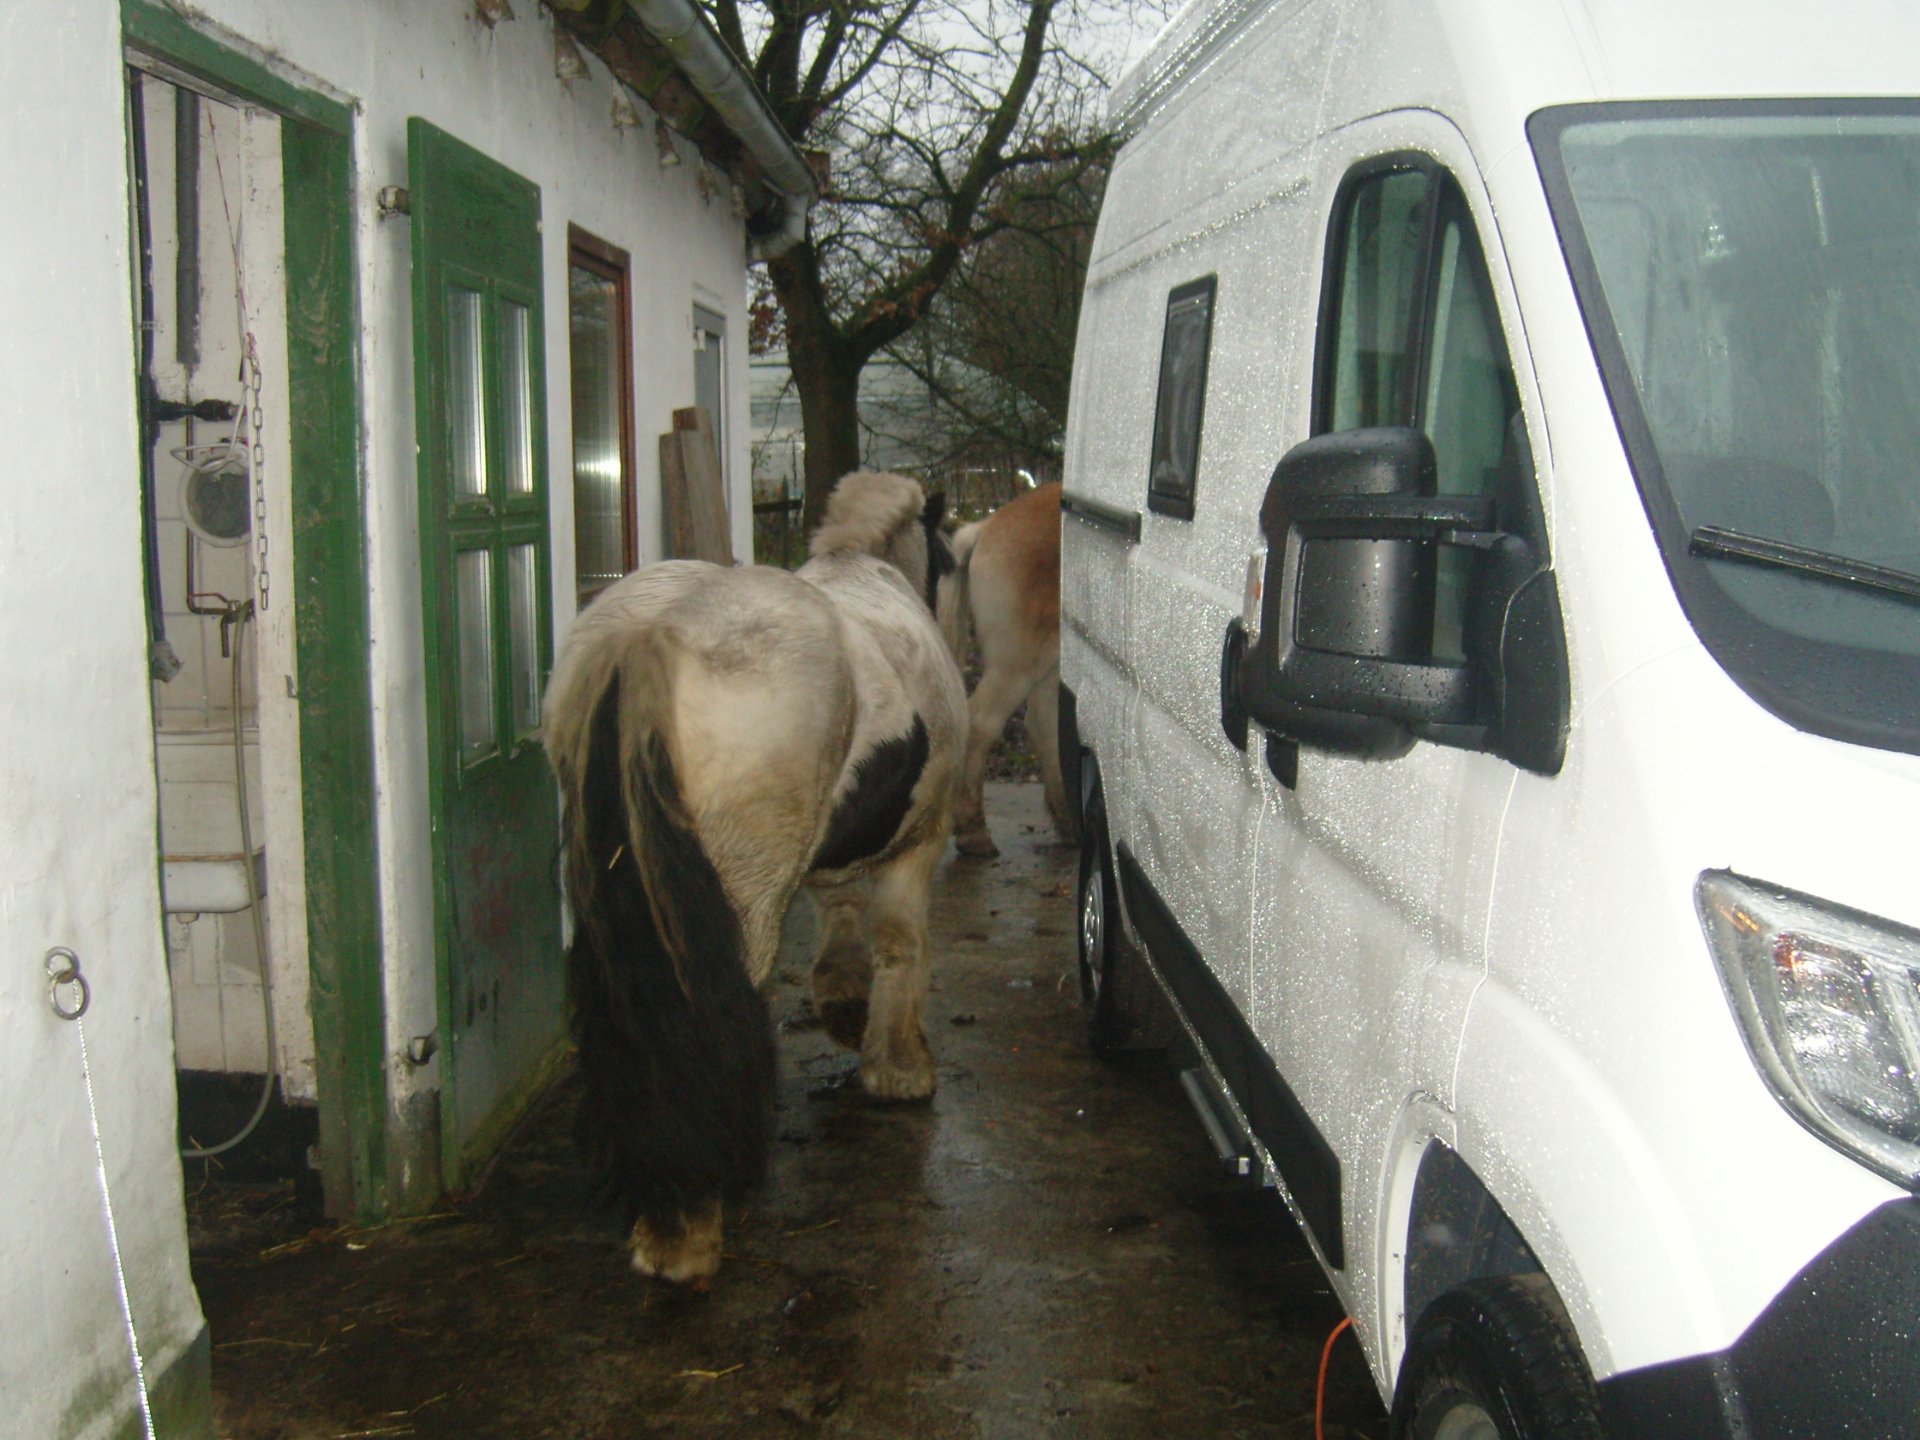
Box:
<box><xmin>628</xmin><ymin>1204</ymin><xmax>723</xmax><ymax>1285</ymax></box>
<box><xmin>818</xmin><ymin>998</ymin><xmax>869</xmax><ymax>1050</ymax></box>
<box><xmin>859</xmin><ymin>1047</ymin><xmax>936</xmax><ymax>1102</ymax></box>
<box><xmin>954</xmin><ymin>831</ymin><xmax>999</xmax><ymax>859</ymax></box>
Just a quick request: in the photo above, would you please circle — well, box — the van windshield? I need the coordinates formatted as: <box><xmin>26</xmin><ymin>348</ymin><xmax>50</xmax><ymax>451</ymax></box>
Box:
<box><xmin>1533</xmin><ymin>103</ymin><xmax>1920</xmax><ymax>755</ymax></box>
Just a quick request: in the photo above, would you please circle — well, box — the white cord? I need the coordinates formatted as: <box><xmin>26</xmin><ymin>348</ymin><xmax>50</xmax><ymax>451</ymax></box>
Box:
<box><xmin>76</xmin><ymin>1017</ymin><xmax>159</xmax><ymax>1440</ymax></box>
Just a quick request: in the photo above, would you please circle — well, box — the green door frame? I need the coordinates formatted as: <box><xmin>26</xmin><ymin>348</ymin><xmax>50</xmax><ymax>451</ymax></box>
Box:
<box><xmin>122</xmin><ymin>0</ymin><xmax>389</xmax><ymax>1221</ymax></box>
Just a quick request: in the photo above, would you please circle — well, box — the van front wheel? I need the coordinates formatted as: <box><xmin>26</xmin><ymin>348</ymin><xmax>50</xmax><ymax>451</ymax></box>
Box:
<box><xmin>1391</xmin><ymin>1275</ymin><xmax>1604</xmax><ymax>1440</ymax></box>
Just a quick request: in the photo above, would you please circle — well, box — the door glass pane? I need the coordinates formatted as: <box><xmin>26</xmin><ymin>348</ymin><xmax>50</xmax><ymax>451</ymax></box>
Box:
<box><xmin>502</xmin><ymin>300</ymin><xmax>535</xmax><ymax>496</ymax></box>
<box><xmin>1420</xmin><ymin>197</ymin><xmax>1520</xmax><ymax>661</ymax></box>
<box><xmin>1327</xmin><ymin>169</ymin><xmax>1431</xmax><ymax>430</ymax></box>
<box><xmin>457</xmin><ymin>548</ymin><xmax>496</xmax><ymax>762</ymax></box>
<box><xmin>507</xmin><ymin>542</ymin><xmax>541</xmax><ymax>740</ymax></box>
<box><xmin>1423</xmin><ymin>214</ymin><xmax>1517</xmax><ymax>499</ymax></box>
<box><xmin>570</xmin><ymin>263</ymin><xmax>627</xmax><ymax>597</ymax></box>
<box><xmin>448</xmin><ymin>287</ymin><xmax>487</xmax><ymax>499</ymax></box>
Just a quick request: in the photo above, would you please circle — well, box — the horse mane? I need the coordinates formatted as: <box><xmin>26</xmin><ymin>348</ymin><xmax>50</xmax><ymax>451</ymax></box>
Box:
<box><xmin>809</xmin><ymin>470</ymin><xmax>926</xmax><ymax>561</ymax></box>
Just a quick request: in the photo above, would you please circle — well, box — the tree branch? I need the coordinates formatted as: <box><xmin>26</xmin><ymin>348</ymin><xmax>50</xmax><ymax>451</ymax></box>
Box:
<box><xmin>840</xmin><ymin>0</ymin><xmax>1057</xmax><ymax>363</ymax></box>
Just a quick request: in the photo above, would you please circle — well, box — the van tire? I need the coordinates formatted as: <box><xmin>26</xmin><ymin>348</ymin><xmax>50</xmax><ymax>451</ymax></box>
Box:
<box><xmin>1077</xmin><ymin>774</ymin><xmax>1126</xmax><ymax>1056</ymax></box>
<box><xmin>1391</xmin><ymin>1274</ymin><xmax>1604</xmax><ymax>1440</ymax></box>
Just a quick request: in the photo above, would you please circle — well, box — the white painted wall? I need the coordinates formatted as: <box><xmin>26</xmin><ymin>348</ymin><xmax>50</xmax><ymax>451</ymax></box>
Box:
<box><xmin>0</xmin><ymin>5</ymin><xmax>212</xmax><ymax>1436</ymax></box>
<box><xmin>170</xmin><ymin>0</ymin><xmax>758</xmax><ymax>1202</ymax></box>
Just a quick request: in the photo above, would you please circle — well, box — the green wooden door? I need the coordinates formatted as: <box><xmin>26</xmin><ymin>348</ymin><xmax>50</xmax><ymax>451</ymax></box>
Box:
<box><xmin>409</xmin><ymin>119</ymin><xmax>564</xmax><ymax>1186</ymax></box>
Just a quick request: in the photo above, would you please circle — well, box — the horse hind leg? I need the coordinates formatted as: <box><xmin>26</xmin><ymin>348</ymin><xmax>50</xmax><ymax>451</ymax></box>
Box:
<box><xmin>952</xmin><ymin>663</ymin><xmax>1032</xmax><ymax>858</ymax></box>
<box><xmin>858</xmin><ymin>835</ymin><xmax>943</xmax><ymax>1100</ymax></box>
<box><xmin>809</xmin><ymin>884</ymin><xmax>873</xmax><ymax>1050</ymax></box>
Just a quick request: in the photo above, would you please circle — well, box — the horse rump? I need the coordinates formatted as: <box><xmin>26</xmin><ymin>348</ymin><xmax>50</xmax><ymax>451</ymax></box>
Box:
<box><xmin>560</xmin><ymin>665</ymin><xmax>775</xmax><ymax>1279</ymax></box>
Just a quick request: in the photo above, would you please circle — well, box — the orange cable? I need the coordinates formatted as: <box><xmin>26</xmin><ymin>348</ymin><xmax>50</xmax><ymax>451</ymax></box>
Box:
<box><xmin>1315</xmin><ymin>1314</ymin><xmax>1355</xmax><ymax>1440</ymax></box>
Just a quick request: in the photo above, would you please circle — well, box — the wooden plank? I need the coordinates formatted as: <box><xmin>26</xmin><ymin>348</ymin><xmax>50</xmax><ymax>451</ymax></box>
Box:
<box><xmin>661</xmin><ymin>405</ymin><xmax>734</xmax><ymax>563</ymax></box>
<box><xmin>658</xmin><ymin>427</ymin><xmax>691</xmax><ymax>556</ymax></box>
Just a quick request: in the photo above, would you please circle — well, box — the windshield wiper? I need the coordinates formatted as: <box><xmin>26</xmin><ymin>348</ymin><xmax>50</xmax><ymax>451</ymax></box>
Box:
<box><xmin>1689</xmin><ymin>525</ymin><xmax>1920</xmax><ymax>608</ymax></box>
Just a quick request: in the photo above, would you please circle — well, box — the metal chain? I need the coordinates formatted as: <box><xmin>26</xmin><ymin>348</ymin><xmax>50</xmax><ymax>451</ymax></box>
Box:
<box><xmin>244</xmin><ymin>334</ymin><xmax>270</xmax><ymax>612</ymax></box>
<box><xmin>206</xmin><ymin>104</ymin><xmax>269</xmax><ymax>614</ymax></box>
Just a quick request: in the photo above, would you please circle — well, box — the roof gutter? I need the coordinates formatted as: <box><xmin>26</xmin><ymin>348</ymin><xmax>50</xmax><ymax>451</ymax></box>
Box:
<box><xmin>621</xmin><ymin>0</ymin><xmax>818</xmax><ymax>258</ymax></box>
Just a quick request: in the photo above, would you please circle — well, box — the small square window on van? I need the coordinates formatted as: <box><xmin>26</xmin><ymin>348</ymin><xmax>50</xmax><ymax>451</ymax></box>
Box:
<box><xmin>1147</xmin><ymin>275</ymin><xmax>1216</xmax><ymax>520</ymax></box>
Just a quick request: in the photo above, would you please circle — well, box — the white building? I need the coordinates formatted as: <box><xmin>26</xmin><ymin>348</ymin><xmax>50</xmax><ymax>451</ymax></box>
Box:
<box><xmin>0</xmin><ymin>3</ymin><xmax>812</xmax><ymax>1434</ymax></box>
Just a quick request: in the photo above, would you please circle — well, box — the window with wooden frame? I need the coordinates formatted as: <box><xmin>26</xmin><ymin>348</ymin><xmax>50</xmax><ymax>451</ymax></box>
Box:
<box><xmin>567</xmin><ymin>227</ymin><xmax>636</xmax><ymax>608</ymax></box>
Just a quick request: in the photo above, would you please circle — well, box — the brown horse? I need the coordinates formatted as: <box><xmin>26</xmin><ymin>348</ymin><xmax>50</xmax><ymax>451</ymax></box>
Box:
<box><xmin>543</xmin><ymin>470</ymin><xmax>966</xmax><ymax>1283</ymax></box>
<box><xmin>938</xmin><ymin>480</ymin><xmax>1074</xmax><ymax>858</ymax></box>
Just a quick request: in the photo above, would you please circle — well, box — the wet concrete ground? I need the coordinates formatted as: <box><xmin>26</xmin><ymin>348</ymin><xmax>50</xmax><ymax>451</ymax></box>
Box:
<box><xmin>191</xmin><ymin>782</ymin><xmax>1389</xmax><ymax>1439</ymax></box>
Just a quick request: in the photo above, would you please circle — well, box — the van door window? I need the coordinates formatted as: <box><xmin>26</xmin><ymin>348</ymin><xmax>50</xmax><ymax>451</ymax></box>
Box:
<box><xmin>1325</xmin><ymin>169</ymin><xmax>1429</xmax><ymax>430</ymax></box>
<box><xmin>1318</xmin><ymin>162</ymin><xmax>1521</xmax><ymax>659</ymax></box>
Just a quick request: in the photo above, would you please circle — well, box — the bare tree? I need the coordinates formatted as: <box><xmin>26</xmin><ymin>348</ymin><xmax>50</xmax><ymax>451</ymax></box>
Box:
<box><xmin>714</xmin><ymin>0</ymin><xmax>1152</xmax><ymax>528</ymax></box>
<box><xmin>878</xmin><ymin>154</ymin><xmax>1106</xmax><ymax>498</ymax></box>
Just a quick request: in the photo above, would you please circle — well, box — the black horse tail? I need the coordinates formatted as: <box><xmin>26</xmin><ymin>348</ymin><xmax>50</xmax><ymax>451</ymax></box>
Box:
<box><xmin>557</xmin><ymin>636</ymin><xmax>774</xmax><ymax>1235</ymax></box>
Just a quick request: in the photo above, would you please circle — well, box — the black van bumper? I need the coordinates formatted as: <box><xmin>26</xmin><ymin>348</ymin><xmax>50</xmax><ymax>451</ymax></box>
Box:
<box><xmin>1597</xmin><ymin>1197</ymin><xmax>1919</xmax><ymax>1438</ymax></box>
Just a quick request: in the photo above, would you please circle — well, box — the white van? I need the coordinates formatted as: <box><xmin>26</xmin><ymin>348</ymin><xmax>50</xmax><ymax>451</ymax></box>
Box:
<box><xmin>1057</xmin><ymin>1</ymin><xmax>1920</xmax><ymax>1434</ymax></box>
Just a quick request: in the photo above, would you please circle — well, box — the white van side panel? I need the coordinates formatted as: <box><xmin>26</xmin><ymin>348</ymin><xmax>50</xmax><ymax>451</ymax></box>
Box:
<box><xmin>1068</xmin><ymin>129</ymin><xmax>1325</xmax><ymax>1023</ymax></box>
<box><xmin>1093</xmin><ymin>0</ymin><xmax>1344</xmax><ymax>272</ymax></box>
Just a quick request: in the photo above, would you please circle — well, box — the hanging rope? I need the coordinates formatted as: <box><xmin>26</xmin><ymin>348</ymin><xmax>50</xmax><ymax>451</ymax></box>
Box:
<box><xmin>47</xmin><ymin>950</ymin><xmax>159</xmax><ymax>1440</ymax></box>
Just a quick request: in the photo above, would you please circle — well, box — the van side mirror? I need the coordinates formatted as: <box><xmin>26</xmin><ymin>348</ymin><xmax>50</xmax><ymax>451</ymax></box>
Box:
<box><xmin>1222</xmin><ymin>425</ymin><xmax>1568</xmax><ymax>774</ymax></box>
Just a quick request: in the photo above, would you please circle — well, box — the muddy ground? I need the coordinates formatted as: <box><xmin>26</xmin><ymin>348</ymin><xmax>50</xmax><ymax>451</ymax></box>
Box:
<box><xmin>187</xmin><ymin>782</ymin><xmax>1389</xmax><ymax>1439</ymax></box>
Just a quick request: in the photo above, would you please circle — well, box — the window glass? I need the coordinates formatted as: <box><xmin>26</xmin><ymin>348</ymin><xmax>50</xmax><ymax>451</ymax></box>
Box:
<box><xmin>1319</xmin><ymin>164</ymin><xmax>1521</xmax><ymax>661</ymax></box>
<box><xmin>694</xmin><ymin>304</ymin><xmax>728</xmax><ymax>503</ymax></box>
<box><xmin>1147</xmin><ymin>275</ymin><xmax>1216</xmax><ymax>519</ymax></box>
<box><xmin>501</xmin><ymin>300</ymin><xmax>535</xmax><ymax>496</ymax></box>
<box><xmin>456</xmin><ymin>547</ymin><xmax>495</xmax><ymax>763</ymax></box>
<box><xmin>507</xmin><ymin>542</ymin><xmax>541</xmax><ymax>740</ymax></box>
<box><xmin>1423</xmin><ymin>207</ymin><xmax>1518</xmax><ymax>499</ymax></box>
<box><xmin>569</xmin><ymin>241</ymin><xmax>634</xmax><ymax>606</ymax></box>
<box><xmin>1326</xmin><ymin>169</ymin><xmax>1430</xmax><ymax>431</ymax></box>
<box><xmin>1555</xmin><ymin>111</ymin><xmax>1920</xmax><ymax>658</ymax></box>
<box><xmin>1423</xmin><ymin>198</ymin><xmax>1521</xmax><ymax>658</ymax></box>
<box><xmin>447</xmin><ymin>286</ymin><xmax>487</xmax><ymax>499</ymax></box>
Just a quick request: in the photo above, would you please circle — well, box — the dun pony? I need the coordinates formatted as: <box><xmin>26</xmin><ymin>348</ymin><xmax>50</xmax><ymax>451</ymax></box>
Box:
<box><xmin>543</xmin><ymin>470</ymin><xmax>965</xmax><ymax>1283</ymax></box>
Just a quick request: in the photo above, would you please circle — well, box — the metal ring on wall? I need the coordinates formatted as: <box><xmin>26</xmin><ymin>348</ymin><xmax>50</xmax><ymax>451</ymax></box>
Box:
<box><xmin>46</xmin><ymin>947</ymin><xmax>90</xmax><ymax>1022</ymax></box>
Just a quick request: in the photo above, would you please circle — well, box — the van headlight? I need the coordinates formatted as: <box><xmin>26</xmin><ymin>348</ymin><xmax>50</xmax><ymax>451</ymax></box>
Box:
<box><xmin>1698</xmin><ymin>871</ymin><xmax>1920</xmax><ymax>1189</ymax></box>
